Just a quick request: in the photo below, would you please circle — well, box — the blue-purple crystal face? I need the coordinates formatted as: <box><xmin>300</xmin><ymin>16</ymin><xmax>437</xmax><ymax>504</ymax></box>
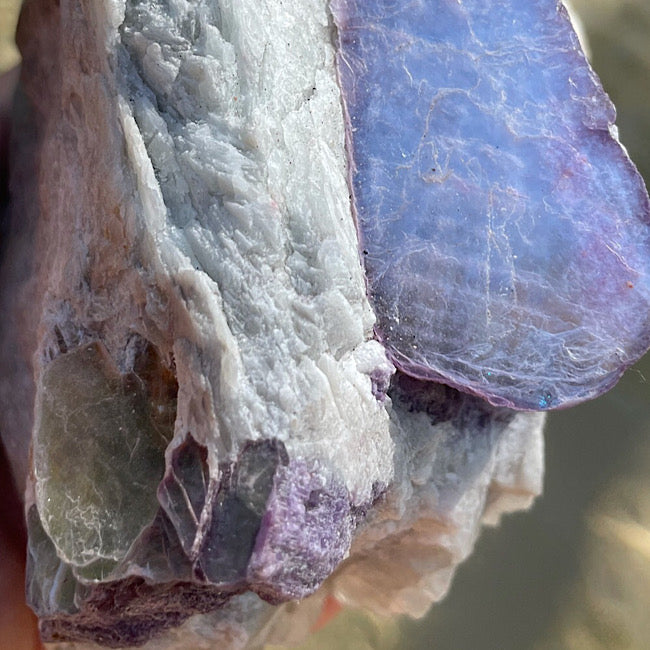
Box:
<box><xmin>331</xmin><ymin>0</ymin><xmax>650</xmax><ymax>410</ymax></box>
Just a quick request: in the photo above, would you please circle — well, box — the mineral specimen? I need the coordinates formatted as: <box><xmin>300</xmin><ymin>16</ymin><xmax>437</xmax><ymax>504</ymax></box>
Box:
<box><xmin>331</xmin><ymin>0</ymin><xmax>650</xmax><ymax>410</ymax></box>
<box><xmin>1</xmin><ymin>0</ymin><xmax>393</xmax><ymax>643</ymax></box>
<box><xmin>3</xmin><ymin>0</ymin><xmax>645</xmax><ymax>647</ymax></box>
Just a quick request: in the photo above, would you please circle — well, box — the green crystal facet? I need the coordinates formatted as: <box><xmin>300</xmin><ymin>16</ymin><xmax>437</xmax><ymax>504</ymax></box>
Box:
<box><xmin>33</xmin><ymin>342</ymin><xmax>173</xmax><ymax>569</ymax></box>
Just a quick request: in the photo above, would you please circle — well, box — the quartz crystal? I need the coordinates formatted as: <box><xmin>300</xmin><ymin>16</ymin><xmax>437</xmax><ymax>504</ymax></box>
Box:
<box><xmin>332</xmin><ymin>0</ymin><xmax>650</xmax><ymax>410</ymax></box>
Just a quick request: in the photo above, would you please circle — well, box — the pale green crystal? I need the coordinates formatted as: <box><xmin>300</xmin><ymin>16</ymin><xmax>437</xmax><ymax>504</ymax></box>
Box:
<box><xmin>33</xmin><ymin>342</ymin><xmax>172</xmax><ymax>569</ymax></box>
<box><xmin>26</xmin><ymin>506</ymin><xmax>80</xmax><ymax>616</ymax></box>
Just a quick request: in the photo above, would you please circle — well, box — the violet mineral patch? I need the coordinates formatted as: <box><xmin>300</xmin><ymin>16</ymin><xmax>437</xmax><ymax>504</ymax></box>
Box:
<box><xmin>332</xmin><ymin>0</ymin><xmax>650</xmax><ymax>410</ymax></box>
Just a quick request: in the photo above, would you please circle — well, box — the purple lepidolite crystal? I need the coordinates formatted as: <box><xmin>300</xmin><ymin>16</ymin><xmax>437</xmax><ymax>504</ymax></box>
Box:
<box><xmin>331</xmin><ymin>0</ymin><xmax>650</xmax><ymax>410</ymax></box>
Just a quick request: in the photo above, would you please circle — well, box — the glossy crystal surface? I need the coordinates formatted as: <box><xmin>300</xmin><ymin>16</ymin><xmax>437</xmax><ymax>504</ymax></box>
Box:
<box><xmin>33</xmin><ymin>343</ymin><xmax>172</xmax><ymax>570</ymax></box>
<box><xmin>332</xmin><ymin>0</ymin><xmax>650</xmax><ymax>409</ymax></box>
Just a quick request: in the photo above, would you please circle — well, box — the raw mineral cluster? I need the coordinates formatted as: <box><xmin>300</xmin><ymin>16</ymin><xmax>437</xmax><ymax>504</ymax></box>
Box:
<box><xmin>0</xmin><ymin>0</ymin><xmax>647</xmax><ymax>648</ymax></box>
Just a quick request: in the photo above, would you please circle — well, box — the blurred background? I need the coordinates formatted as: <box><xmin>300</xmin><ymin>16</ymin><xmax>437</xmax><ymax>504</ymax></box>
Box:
<box><xmin>2</xmin><ymin>1</ymin><xmax>650</xmax><ymax>649</ymax></box>
<box><xmin>0</xmin><ymin>0</ymin><xmax>19</xmax><ymax>72</ymax></box>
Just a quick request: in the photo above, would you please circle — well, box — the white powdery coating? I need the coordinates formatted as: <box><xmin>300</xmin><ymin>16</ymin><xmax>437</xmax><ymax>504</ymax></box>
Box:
<box><xmin>114</xmin><ymin>0</ymin><xmax>392</xmax><ymax>501</ymax></box>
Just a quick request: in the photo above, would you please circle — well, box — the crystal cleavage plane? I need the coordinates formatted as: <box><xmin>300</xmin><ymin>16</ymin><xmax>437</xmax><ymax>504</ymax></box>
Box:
<box><xmin>332</xmin><ymin>0</ymin><xmax>650</xmax><ymax>410</ymax></box>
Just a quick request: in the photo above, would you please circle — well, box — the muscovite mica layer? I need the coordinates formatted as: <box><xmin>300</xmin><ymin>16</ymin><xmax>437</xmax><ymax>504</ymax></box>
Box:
<box><xmin>332</xmin><ymin>0</ymin><xmax>650</xmax><ymax>410</ymax></box>
<box><xmin>0</xmin><ymin>0</ymin><xmax>646</xmax><ymax>647</ymax></box>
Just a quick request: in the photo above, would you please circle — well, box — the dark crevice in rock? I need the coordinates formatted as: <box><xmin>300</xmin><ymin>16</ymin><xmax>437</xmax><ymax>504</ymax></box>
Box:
<box><xmin>131</xmin><ymin>336</ymin><xmax>179</xmax><ymax>437</ymax></box>
<box><xmin>390</xmin><ymin>371</ymin><xmax>516</xmax><ymax>430</ymax></box>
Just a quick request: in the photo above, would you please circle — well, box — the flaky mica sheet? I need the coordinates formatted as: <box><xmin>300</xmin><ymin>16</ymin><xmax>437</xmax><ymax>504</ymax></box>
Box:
<box><xmin>0</xmin><ymin>0</ymin><xmax>544</xmax><ymax>647</ymax></box>
<box><xmin>332</xmin><ymin>0</ymin><xmax>650</xmax><ymax>410</ymax></box>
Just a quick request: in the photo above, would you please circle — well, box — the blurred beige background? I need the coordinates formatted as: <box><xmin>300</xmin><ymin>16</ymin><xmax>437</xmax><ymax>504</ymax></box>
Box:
<box><xmin>2</xmin><ymin>1</ymin><xmax>650</xmax><ymax>649</ymax></box>
<box><xmin>0</xmin><ymin>0</ymin><xmax>19</xmax><ymax>71</ymax></box>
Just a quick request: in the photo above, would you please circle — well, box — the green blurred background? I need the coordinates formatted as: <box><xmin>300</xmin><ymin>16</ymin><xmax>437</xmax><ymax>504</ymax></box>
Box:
<box><xmin>2</xmin><ymin>1</ymin><xmax>650</xmax><ymax>649</ymax></box>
